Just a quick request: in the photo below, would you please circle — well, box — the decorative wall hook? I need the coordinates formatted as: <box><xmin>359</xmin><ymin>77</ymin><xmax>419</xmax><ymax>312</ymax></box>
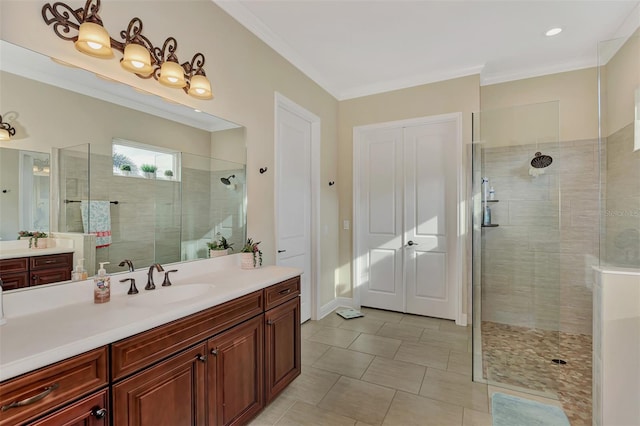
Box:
<box><xmin>259</xmin><ymin>167</ymin><xmax>268</xmax><ymax>174</ymax></box>
<box><xmin>328</xmin><ymin>181</ymin><xmax>335</xmax><ymax>186</ymax></box>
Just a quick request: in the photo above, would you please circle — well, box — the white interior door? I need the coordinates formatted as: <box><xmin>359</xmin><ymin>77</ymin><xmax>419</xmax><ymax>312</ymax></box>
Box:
<box><xmin>355</xmin><ymin>115</ymin><xmax>460</xmax><ymax>320</ymax></box>
<box><xmin>276</xmin><ymin>106</ymin><xmax>312</xmax><ymax>322</ymax></box>
<box><xmin>357</xmin><ymin>127</ymin><xmax>404</xmax><ymax>312</ymax></box>
<box><xmin>404</xmin><ymin>121</ymin><xmax>457</xmax><ymax>319</ymax></box>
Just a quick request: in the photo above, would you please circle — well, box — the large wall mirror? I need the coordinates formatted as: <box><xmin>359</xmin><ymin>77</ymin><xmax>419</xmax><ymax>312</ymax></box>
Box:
<box><xmin>0</xmin><ymin>40</ymin><xmax>246</xmax><ymax>288</ymax></box>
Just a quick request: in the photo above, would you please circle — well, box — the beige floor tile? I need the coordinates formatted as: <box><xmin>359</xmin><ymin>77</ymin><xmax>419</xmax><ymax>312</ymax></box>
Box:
<box><xmin>376</xmin><ymin>322</ymin><xmax>424</xmax><ymax>342</ymax></box>
<box><xmin>302</xmin><ymin>340</ymin><xmax>331</xmax><ymax>366</ymax></box>
<box><xmin>282</xmin><ymin>366</ymin><xmax>341</xmax><ymax>405</ymax></box>
<box><xmin>249</xmin><ymin>393</ymin><xmax>297</xmax><ymax>426</ymax></box>
<box><xmin>349</xmin><ymin>333</ymin><xmax>402</xmax><ymax>358</ymax></box>
<box><xmin>307</xmin><ymin>326</ymin><xmax>360</xmax><ymax>348</ymax></box>
<box><xmin>382</xmin><ymin>391</ymin><xmax>463</xmax><ymax>426</ymax></box>
<box><xmin>275</xmin><ymin>401</ymin><xmax>356</xmax><ymax>426</ymax></box>
<box><xmin>318</xmin><ymin>376</ymin><xmax>396</xmax><ymax>425</ymax></box>
<box><xmin>420</xmin><ymin>368</ymin><xmax>489</xmax><ymax>412</ymax></box>
<box><xmin>313</xmin><ymin>346</ymin><xmax>374</xmax><ymax>378</ymax></box>
<box><xmin>420</xmin><ymin>328</ymin><xmax>469</xmax><ymax>352</ymax></box>
<box><xmin>339</xmin><ymin>317</ymin><xmax>386</xmax><ymax>334</ymax></box>
<box><xmin>448</xmin><ymin>351</ymin><xmax>472</xmax><ymax>376</ymax></box>
<box><xmin>317</xmin><ymin>312</ymin><xmax>347</xmax><ymax>328</ymax></box>
<box><xmin>394</xmin><ymin>341</ymin><xmax>450</xmax><ymax>369</ymax></box>
<box><xmin>399</xmin><ymin>314</ymin><xmax>444</xmax><ymax>330</ymax></box>
<box><xmin>362</xmin><ymin>357</ymin><xmax>426</xmax><ymax>394</ymax></box>
<box><xmin>301</xmin><ymin>321</ymin><xmax>325</xmax><ymax>339</ymax></box>
<box><xmin>355</xmin><ymin>423</ymin><xmax>376</xmax><ymax>426</ymax></box>
<box><xmin>462</xmin><ymin>408</ymin><xmax>493</xmax><ymax>426</ymax></box>
<box><xmin>359</xmin><ymin>307</ymin><xmax>403</xmax><ymax>323</ymax></box>
<box><xmin>439</xmin><ymin>321</ymin><xmax>472</xmax><ymax>336</ymax></box>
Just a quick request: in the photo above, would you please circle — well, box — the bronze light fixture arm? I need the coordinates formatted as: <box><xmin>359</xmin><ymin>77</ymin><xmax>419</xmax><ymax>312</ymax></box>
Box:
<box><xmin>0</xmin><ymin>115</ymin><xmax>17</xmax><ymax>140</ymax></box>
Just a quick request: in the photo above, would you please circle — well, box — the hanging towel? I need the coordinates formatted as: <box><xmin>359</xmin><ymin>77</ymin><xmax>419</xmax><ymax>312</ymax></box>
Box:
<box><xmin>80</xmin><ymin>201</ymin><xmax>112</xmax><ymax>248</ymax></box>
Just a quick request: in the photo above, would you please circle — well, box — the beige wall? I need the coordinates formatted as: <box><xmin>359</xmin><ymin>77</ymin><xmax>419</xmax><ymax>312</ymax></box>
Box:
<box><xmin>338</xmin><ymin>75</ymin><xmax>480</xmax><ymax>309</ymax></box>
<box><xmin>1</xmin><ymin>0</ymin><xmax>340</xmax><ymax>307</ymax></box>
<box><xmin>481</xmin><ymin>68</ymin><xmax>599</xmax><ymax>142</ymax></box>
<box><xmin>603</xmin><ymin>33</ymin><xmax>639</xmax><ymax>137</ymax></box>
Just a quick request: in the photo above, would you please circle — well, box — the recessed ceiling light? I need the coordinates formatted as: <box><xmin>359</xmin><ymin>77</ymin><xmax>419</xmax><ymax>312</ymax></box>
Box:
<box><xmin>545</xmin><ymin>28</ymin><xmax>563</xmax><ymax>37</ymax></box>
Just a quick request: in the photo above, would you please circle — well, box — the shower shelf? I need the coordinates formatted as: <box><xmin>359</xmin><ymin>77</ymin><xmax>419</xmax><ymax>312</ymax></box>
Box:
<box><xmin>482</xmin><ymin>224</ymin><xmax>499</xmax><ymax>228</ymax></box>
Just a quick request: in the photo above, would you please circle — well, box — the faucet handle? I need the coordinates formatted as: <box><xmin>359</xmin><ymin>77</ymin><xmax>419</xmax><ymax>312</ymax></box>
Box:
<box><xmin>120</xmin><ymin>278</ymin><xmax>139</xmax><ymax>295</ymax></box>
<box><xmin>162</xmin><ymin>269</ymin><xmax>178</xmax><ymax>287</ymax></box>
<box><xmin>118</xmin><ymin>259</ymin><xmax>135</xmax><ymax>272</ymax></box>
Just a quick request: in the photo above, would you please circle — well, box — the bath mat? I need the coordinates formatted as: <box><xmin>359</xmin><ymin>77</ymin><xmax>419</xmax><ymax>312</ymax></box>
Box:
<box><xmin>492</xmin><ymin>392</ymin><xmax>570</xmax><ymax>426</ymax></box>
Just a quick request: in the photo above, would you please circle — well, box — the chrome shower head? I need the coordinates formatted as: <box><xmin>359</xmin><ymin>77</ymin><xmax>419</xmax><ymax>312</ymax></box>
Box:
<box><xmin>220</xmin><ymin>175</ymin><xmax>236</xmax><ymax>185</ymax></box>
<box><xmin>531</xmin><ymin>152</ymin><xmax>553</xmax><ymax>169</ymax></box>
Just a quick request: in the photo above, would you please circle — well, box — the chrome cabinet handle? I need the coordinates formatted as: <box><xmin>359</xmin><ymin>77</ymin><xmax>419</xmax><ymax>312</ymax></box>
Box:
<box><xmin>91</xmin><ymin>407</ymin><xmax>107</xmax><ymax>419</ymax></box>
<box><xmin>407</xmin><ymin>240</ymin><xmax>418</xmax><ymax>246</ymax></box>
<box><xmin>1</xmin><ymin>383</ymin><xmax>59</xmax><ymax>411</ymax></box>
<box><xmin>196</xmin><ymin>354</ymin><xmax>207</xmax><ymax>362</ymax></box>
<box><xmin>210</xmin><ymin>348</ymin><xmax>218</xmax><ymax>356</ymax></box>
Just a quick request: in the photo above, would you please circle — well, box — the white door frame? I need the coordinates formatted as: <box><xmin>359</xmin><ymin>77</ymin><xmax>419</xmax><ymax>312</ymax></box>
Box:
<box><xmin>274</xmin><ymin>92</ymin><xmax>321</xmax><ymax>321</ymax></box>
<box><xmin>353</xmin><ymin>112</ymin><xmax>466</xmax><ymax>325</ymax></box>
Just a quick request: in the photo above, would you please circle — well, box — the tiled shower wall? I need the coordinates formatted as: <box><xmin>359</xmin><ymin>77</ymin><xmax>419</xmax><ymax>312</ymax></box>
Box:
<box><xmin>481</xmin><ymin>139</ymin><xmax>599</xmax><ymax>335</ymax></box>
<box><xmin>603</xmin><ymin>123</ymin><xmax>640</xmax><ymax>268</ymax></box>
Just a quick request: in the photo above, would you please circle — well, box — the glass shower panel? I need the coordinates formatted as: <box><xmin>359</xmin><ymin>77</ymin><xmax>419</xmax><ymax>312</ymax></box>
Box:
<box><xmin>180</xmin><ymin>153</ymin><xmax>246</xmax><ymax>260</ymax></box>
<box><xmin>472</xmin><ymin>101</ymin><xmax>562</xmax><ymax>398</ymax></box>
<box><xmin>154</xmin><ymin>152</ymin><xmax>182</xmax><ymax>265</ymax></box>
<box><xmin>58</xmin><ymin>143</ymin><xmax>90</xmax><ymax>236</ymax></box>
<box><xmin>598</xmin><ymin>34</ymin><xmax>640</xmax><ymax>268</ymax></box>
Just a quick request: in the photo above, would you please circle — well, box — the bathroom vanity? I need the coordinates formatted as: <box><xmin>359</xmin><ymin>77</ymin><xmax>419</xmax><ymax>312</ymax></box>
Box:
<box><xmin>0</xmin><ymin>251</ymin><xmax>73</xmax><ymax>290</ymax></box>
<box><xmin>0</xmin><ymin>256</ymin><xmax>301</xmax><ymax>426</ymax></box>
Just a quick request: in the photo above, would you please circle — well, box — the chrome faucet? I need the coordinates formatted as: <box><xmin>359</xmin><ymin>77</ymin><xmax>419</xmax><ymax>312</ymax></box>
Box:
<box><xmin>146</xmin><ymin>263</ymin><xmax>164</xmax><ymax>290</ymax></box>
<box><xmin>118</xmin><ymin>259</ymin><xmax>135</xmax><ymax>272</ymax></box>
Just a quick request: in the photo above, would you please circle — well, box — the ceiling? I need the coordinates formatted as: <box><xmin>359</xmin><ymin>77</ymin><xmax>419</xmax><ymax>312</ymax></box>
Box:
<box><xmin>215</xmin><ymin>0</ymin><xmax>639</xmax><ymax>100</ymax></box>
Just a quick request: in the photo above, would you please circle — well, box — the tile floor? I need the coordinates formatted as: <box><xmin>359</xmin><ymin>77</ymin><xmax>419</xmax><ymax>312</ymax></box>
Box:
<box><xmin>250</xmin><ymin>308</ymin><xmax>584</xmax><ymax>426</ymax></box>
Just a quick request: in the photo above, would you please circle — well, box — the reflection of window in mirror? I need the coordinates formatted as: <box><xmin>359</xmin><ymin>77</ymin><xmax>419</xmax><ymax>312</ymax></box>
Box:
<box><xmin>112</xmin><ymin>138</ymin><xmax>181</xmax><ymax>180</ymax></box>
<box><xmin>635</xmin><ymin>87</ymin><xmax>639</xmax><ymax>152</ymax></box>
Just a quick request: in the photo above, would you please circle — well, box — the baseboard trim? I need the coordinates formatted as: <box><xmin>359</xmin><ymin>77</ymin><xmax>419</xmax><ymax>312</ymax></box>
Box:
<box><xmin>319</xmin><ymin>297</ymin><xmax>354</xmax><ymax>319</ymax></box>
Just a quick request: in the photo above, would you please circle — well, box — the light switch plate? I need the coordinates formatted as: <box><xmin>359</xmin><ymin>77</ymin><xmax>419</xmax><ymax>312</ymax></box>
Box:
<box><xmin>343</xmin><ymin>220</ymin><xmax>350</xmax><ymax>230</ymax></box>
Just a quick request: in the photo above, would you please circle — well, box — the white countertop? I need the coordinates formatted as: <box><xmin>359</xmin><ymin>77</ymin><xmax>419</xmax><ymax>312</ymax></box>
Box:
<box><xmin>0</xmin><ymin>239</ymin><xmax>74</xmax><ymax>260</ymax></box>
<box><xmin>0</xmin><ymin>255</ymin><xmax>301</xmax><ymax>381</ymax></box>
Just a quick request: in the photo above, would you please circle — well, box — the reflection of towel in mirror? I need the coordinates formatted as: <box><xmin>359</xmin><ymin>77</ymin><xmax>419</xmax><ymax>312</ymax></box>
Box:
<box><xmin>80</xmin><ymin>201</ymin><xmax>112</xmax><ymax>248</ymax></box>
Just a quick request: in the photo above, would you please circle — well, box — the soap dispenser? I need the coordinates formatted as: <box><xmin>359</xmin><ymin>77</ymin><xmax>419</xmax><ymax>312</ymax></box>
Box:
<box><xmin>94</xmin><ymin>262</ymin><xmax>111</xmax><ymax>304</ymax></box>
<box><xmin>72</xmin><ymin>258</ymin><xmax>88</xmax><ymax>281</ymax></box>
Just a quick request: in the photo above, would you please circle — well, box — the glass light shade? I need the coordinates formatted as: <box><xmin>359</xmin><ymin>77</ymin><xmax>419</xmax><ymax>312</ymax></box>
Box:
<box><xmin>75</xmin><ymin>22</ymin><xmax>113</xmax><ymax>58</ymax></box>
<box><xmin>121</xmin><ymin>43</ymin><xmax>153</xmax><ymax>76</ymax></box>
<box><xmin>159</xmin><ymin>61</ymin><xmax>186</xmax><ymax>88</ymax></box>
<box><xmin>188</xmin><ymin>75</ymin><xmax>213</xmax><ymax>100</ymax></box>
<box><xmin>0</xmin><ymin>129</ymin><xmax>10</xmax><ymax>141</ymax></box>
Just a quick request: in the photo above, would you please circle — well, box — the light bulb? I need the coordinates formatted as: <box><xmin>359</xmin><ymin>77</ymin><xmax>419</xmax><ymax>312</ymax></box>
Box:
<box><xmin>187</xmin><ymin>74</ymin><xmax>213</xmax><ymax>100</ymax></box>
<box><xmin>159</xmin><ymin>61</ymin><xmax>186</xmax><ymax>88</ymax></box>
<box><xmin>121</xmin><ymin>43</ymin><xmax>153</xmax><ymax>76</ymax></box>
<box><xmin>75</xmin><ymin>22</ymin><xmax>113</xmax><ymax>58</ymax></box>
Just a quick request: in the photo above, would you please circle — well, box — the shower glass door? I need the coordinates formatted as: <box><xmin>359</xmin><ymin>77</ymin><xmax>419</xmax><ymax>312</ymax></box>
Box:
<box><xmin>472</xmin><ymin>101</ymin><xmax>562</xmax><ymax>398</ymax></box>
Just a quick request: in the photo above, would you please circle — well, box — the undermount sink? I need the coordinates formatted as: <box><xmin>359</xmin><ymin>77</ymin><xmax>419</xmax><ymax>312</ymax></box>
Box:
<box><xmin>126</xmin><ymin>284</ymin><xmax>215</xmax><ymax>307</ymax></box>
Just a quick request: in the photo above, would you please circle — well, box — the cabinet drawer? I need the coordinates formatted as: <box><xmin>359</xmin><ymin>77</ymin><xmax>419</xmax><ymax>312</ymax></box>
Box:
<box><xmin>30</xmin><ymin>253</ymin><xmax>73</xmax><ymax>271</ymax></box>
<box><xmin>0</xmin><ymin>257</ymin><xmax>28</xmax><ymax>274</ymax></box>
<box><xmin>0</xmin><ymin>347</ymin><xmax>108</xmax><ymax>426</ymax></box>
<box><xmin>30</xmin><ymin>389</ymin><xmax>109</xmax><ymax>426</ymax></box>
<box><xmin>111</xmin><ymin>289</ymin><xmax>264</xmax><ymax>381</ymax></box>
<box><xmin>31</xmin><ymin>267</ymin><xmax>72</xmax><ymax>286</ymax></box>
<box><xmin>0</xmin><ymin>272</ymin><xmax>29</xmax><ymax>290</ymax></box>
<box><xmin>264</xmin><ymin>277</ymin><xmax>300</xmax><ymax>310</ymax></box>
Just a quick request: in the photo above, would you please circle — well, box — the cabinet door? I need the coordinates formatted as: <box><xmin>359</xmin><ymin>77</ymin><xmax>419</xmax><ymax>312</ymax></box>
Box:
<box><xmin>31</xmin><ymin>267</ymin><xmax>71</xmax><ymax>286</ymax></box>
<box><xmin>30</xmin><ymin>389</ymin><xmax>109</xmax><ymax>426</ymax></box>
<box><xmin>208</xmin><ymin>315</ymin><xmax>264</xmax><ymax>426</ymax></box>
<box><xmin>113</xmin><ymin>344</ymin><xmax>207</xmax><ymax>426</ymax></box>
<box><xmin>264</xmin><ymin>297</ymin><xmax>301</xmax><ymax>403</ymax></box>
<box><xmin>0</xmin><ymin>272</ymin><xmax>29</xmax><ymax>290</ymax></box>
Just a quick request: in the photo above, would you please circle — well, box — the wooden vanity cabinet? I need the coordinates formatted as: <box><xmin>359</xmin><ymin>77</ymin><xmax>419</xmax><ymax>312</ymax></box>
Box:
<box><xmin>0</xmin><ymin>257</ymin><xmax>29</xmax><ymax>290</ymax></box>
<box><xmin>0</xmin><ymin>347</ymin><xmax>108</xmax><ymax>426</ymax></box>
<box><xmin>208</xmin><ymin>315</ymin><xmax>264</xmax><ymax>426</ymax></box>
<box><xmin>113</xmin><ymin>344</ymin><xmax>207</xmax><ymax>426</ymax></box>
<box><xmin>29</xmin><ymin>389</ymin><xmax>109</xmax><ymax>426</ymax></box>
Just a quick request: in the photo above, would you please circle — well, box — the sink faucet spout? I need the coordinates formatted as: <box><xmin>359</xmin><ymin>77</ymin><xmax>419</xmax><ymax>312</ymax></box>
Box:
<box><xmin>146</xmin><ymin>263</ymin><xmax>164</xmax><ymax>290</ymax></box>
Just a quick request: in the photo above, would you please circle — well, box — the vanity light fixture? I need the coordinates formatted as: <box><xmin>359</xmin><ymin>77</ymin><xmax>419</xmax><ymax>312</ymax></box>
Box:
<box><xmin>42</xmin><ymin>0</ymin><xmax>214</xmax><ymax>100</ymax></box>
<box><xmin>0</xmin><ymin>115</ymin><xmax>16</xmax><ymax>141</ymax></box>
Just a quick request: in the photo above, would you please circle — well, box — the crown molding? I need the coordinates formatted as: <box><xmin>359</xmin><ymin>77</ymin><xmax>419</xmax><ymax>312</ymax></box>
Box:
<box><xmin>480</xmin><ymin>57</ymin><xmax>596</xmax><ymax>86</ymax></box>
<box><xmin>213</xmin><ymin>0</ymin><xmax>342</xmax><ymax>99</ymax></box>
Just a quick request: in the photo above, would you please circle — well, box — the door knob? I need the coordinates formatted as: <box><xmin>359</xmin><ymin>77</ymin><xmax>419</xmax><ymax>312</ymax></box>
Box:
<box><xmin>407</xmin><ymin>240</ymin><xmax>418</xmax><ymax>246</ymax></box>
<box><xmin>91</xmin><ymin>407</ymin><xmax>107</xmax><ymax>419</ymax></box>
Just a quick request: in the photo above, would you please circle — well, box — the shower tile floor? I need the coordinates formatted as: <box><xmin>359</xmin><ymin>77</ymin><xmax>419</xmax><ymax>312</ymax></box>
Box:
<box><xmin>481</xmin><ymin>321</ymin><xmax>592</xmax><ymax>425</ymax></box>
